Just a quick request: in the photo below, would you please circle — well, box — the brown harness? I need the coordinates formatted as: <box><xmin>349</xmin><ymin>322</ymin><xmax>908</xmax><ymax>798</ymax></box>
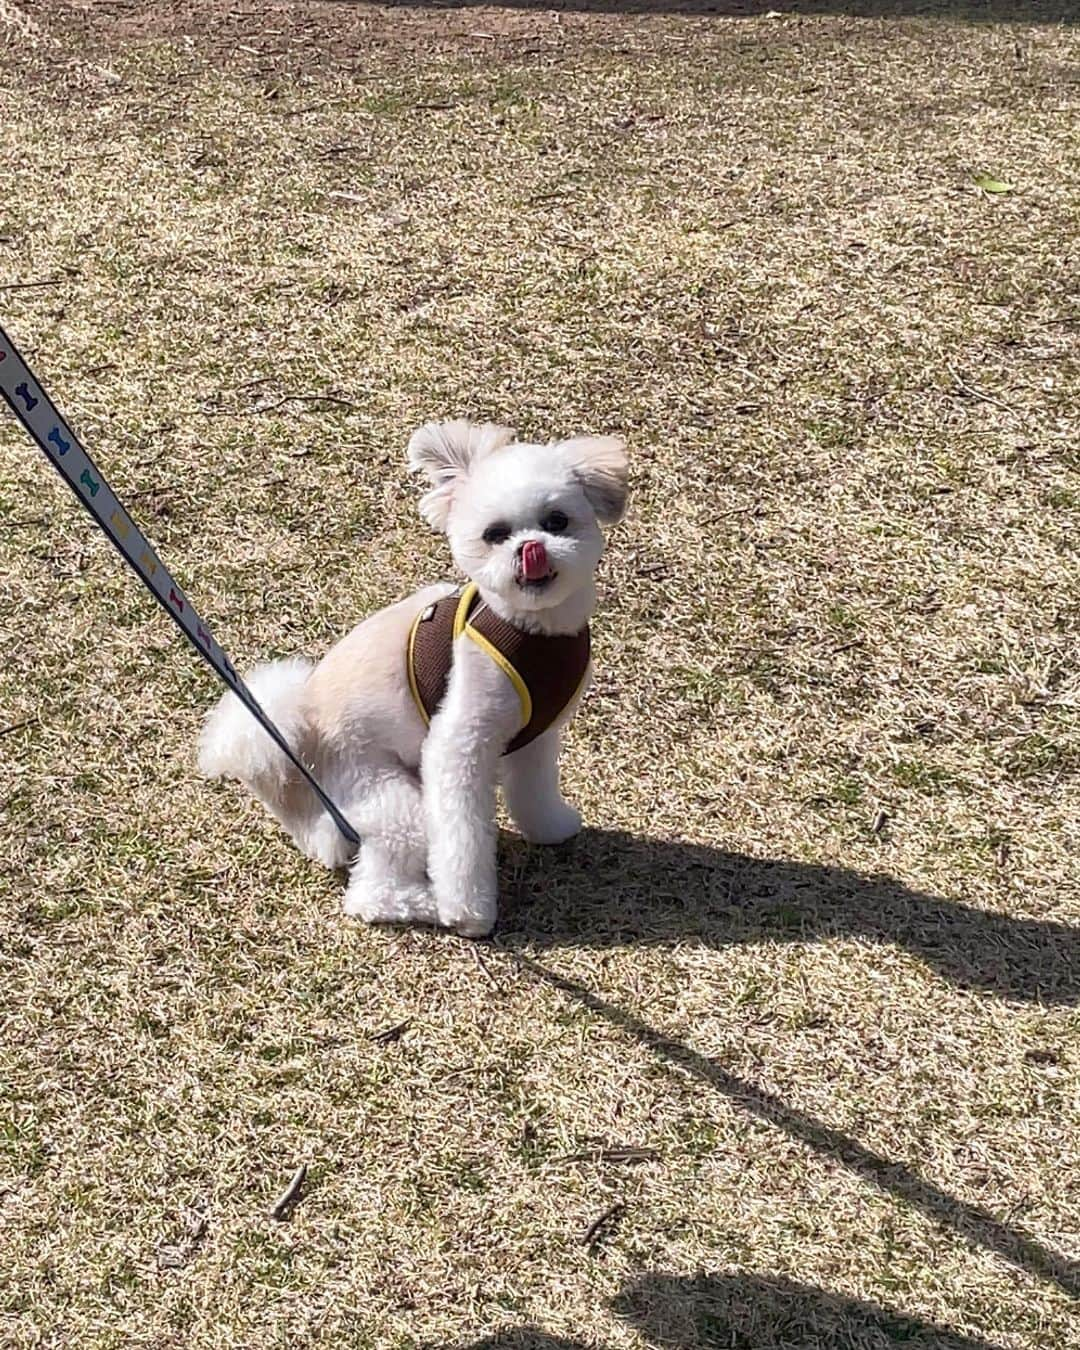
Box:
<box><xmin>407</xmin><ymin>583</ymin><xmax>591</xmax><ymax>755</ymax></box>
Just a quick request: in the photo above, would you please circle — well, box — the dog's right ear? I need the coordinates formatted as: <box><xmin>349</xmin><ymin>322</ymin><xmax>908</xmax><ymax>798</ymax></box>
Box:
<box><xmin>407</xmin><ymin>420</ymin><xmax>517</xmax><ymax>530</ymax></box>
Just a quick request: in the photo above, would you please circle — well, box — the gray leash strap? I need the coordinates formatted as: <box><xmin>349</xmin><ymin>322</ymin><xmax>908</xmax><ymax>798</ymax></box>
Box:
<box><xmin>0</xmin><ymin>321</ymin><xmax>360</xmax><ymax>849</ymax></box>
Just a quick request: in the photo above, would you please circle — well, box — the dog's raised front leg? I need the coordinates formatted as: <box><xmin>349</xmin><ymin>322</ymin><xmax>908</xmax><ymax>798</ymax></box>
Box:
<box><xmin>502</xmin><ymin>726</ymin><xmax>582</xmax><ymax>845</ymax></box>
<box><xmin>422</xmin><ymin>638</ymin><xmax>523</xmax><ymax>936</ymax></box>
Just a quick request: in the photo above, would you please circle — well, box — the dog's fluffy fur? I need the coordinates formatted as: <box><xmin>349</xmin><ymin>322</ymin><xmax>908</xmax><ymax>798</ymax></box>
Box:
<box><xmin>198</xmin><ymin>420</ymin><xmax>628</xmax><ymax>935</ymax></box>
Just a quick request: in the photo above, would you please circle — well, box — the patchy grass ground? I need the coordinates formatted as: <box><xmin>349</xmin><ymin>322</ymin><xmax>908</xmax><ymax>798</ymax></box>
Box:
<box><xmin>1</xmin><ymin>2</ymin><xmax>1078</xmax><ymax>1347</ymax></box>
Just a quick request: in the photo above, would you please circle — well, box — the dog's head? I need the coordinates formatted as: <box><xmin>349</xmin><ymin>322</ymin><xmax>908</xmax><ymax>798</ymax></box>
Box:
<box><xmin>407</xmin><ymin>419</ymin><xmax>628</xmax><ymax>618</ymax></box>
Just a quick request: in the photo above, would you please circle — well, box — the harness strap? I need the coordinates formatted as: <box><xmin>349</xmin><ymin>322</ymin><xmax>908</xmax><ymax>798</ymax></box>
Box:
<box><xmin>407</xmin><ymin>581</ymin><xmax>590</xmax><ymax>754</ymax></box>
<box><xmin>0</xmin><ymin>322</ymin><xmax>360</xmax><ymax>848</ymax></box>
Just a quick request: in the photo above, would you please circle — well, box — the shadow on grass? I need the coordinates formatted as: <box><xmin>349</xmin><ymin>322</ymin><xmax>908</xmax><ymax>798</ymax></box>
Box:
<box><xmin>497</xmin><ymin>828</ymin><xmax>1080</xmax><ymax>1005</ymax></box>
<box><xmin>454</xmin><ymin>1270</ymin><xmax>1011</xmax><ymax>1348</ymax></box>
<box><xmin>493</xmin><ymin>947</ymin><xmax>1080</xmax><ymax>1298</ymax></box>
<box><xmin>343</xmin><ymin>0</ymin><xmax>1077</xmax><ymax>26</ymax></box>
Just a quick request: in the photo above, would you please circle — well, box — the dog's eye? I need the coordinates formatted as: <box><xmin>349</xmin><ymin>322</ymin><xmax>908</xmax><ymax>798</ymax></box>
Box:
<box><xmin>541</xmin><ymin>510</ymin><xmax>569</xmax><ymax>534</ymax></box>
<box><xmin>482</xmin><ymin>523</ymin><xmax>511</xmax><ymax>545</ymax></box>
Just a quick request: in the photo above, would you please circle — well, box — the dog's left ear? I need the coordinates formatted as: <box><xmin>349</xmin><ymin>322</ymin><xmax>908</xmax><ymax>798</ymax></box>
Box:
<box><xmin>559</xmin><ymin>435</ymin><xmax>629</xmax><ymax>524</ymax></box>
<box><xmin>407</xmin><ymin>419</ymin><xmax>517</xmax><ymax>530</ymax></box>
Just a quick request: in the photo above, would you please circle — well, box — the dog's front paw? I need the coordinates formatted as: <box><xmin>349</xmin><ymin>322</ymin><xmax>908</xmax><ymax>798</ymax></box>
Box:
<box><xmin>521</xmin><ymin>803</ymin><xmax>582</xmax><ymax>847</ymax></box>
<box><xmin>437</xmin><ymin>894</ymin><xmax>497</xmax><ymax>938</ymax></box>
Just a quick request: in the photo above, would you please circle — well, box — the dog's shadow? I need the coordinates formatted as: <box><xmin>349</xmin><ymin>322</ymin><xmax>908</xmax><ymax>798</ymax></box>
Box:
<box><xmin>495</xmin><ymin>828</ymin><xmax>1079</xmax><ymax>1005</ymax></box>
<box><xmin>452</xmin><ymin>1270</ymin><xmax>1011</xmax><ymax>1349</ymax></box>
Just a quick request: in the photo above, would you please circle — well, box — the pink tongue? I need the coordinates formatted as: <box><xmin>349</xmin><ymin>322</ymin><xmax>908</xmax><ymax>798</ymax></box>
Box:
<box><xmin>521</xmin><ymin>540</ymin><xmax>549</xmax><ymax>580</ymax></box>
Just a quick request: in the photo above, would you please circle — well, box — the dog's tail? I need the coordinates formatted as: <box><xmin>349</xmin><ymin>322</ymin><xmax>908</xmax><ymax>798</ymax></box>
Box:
<box><xmin>197</xmin><ymin>657</ymin><xmax>315</xmax><ymax>807</ymax></box>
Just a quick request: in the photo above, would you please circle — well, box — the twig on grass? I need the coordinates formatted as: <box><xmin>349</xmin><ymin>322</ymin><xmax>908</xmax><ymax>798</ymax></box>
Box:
<box><xmin>0</xmin><ymin>278</ymin><xmax>64</xmax><ymax>292</ymax></box>
<box><xmin>200</xmin><ymin>391</ymin><xmax>361</xmax><ymax>417</ymax></box>
<box><xmin>370</xmin><ymin>1018</ymin><xmax>412</xmax><ymax>1044</ymax></box>
<box><xmin>256</xmin><ymin>393</ymin><xmax>360</xmax><ymax>413</ymax></box>
<box><xmin>582</xmin><ymin>1202</ymin><xmax>626</xmax><ymax>1248</ymax></box>
<box><xmin>0</xmin><ymin>717</ymin><xmax>39</xmax><ymax>738</ymax></box>
<box><xmin>270</xmin><ymin>1164</ymin><xmax>308</xmax><ymax>1221</ymax></box>
<box><xmin>319</xmin><ymin>143</ymin><xmax>370</xmax><ymax>158</ymax></box>
<box><xmin>556</xmin><ymin>1146</ymin><xmax>659</xmax><ymax>1165</ymax></box>
<box><xmin>470</xmin><ymin>943</ymin><xmax>503</xmax><ymax>992</ymax></box>
<box><xmin>946</xmin><ymin>364</ymin><xmax>1017</xmax><ymax>416</ymax></box>
<box><xmin>278</xmin><ymin>98</ymin><xmax>354</xmax><ymax>117</ymax></box>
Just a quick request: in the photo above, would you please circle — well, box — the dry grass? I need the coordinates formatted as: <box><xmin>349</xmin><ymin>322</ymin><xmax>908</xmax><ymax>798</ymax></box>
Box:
<box><xmin>1</xmin><ymin>3</ymin><xmax>1078</xmax><ymax>1347</ymax></box>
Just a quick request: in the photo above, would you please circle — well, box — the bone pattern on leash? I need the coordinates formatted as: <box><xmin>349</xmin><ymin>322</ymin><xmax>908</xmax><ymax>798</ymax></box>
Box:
<box><xmin>0</xmin><ymin>320</ymin><xmax>360</xmax><ymax>846</ymax></box>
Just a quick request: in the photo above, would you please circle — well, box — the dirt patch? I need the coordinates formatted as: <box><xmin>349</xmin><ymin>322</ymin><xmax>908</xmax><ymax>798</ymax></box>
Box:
<box><xmin>26</xmin><ymin>1</ymin><xmax>1076</xmax><ymax>80</ymax></box>
<box><xmin>16</xmin><ymin>0</ymin><xmax>623</xmax><ymax>71</ymax></box>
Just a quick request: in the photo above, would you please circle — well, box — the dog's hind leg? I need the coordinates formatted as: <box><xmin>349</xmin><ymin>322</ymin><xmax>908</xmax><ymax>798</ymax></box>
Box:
<box><xmin>340</xmin><ymin>766</ymin><xmax>435</xmax><ymax>925</ymax></box>
<box><xmin>300</xmin><ymin>806</ymin><xmax>360</xmax><ymax>871</ymax></box>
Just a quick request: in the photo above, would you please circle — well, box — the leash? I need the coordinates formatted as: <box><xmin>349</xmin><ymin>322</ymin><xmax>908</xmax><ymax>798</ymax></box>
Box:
<box><xmin>0</xmin><ymin>321</ymin><xmax>360</xmax><ymax>849</ymax></box>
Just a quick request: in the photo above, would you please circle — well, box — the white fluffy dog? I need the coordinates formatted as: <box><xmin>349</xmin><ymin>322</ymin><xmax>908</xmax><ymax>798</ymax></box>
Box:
<box><xmin>198</xmin><ymin>420</ymin><xmax>628</xmax><ymax>936</ymax></box>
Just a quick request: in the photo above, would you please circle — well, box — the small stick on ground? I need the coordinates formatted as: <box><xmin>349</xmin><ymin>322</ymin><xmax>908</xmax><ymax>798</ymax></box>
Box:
<box><xmin>582</xmin><ymin>1202</ymin><xmax>626</xmax><ymax>1248</ymax></box>
<box><xmin>470</xmin><ymin>943</ymin><xmax>503</xmax><ymax>992</ymax></box>
<box><xmin>0</xmin><ymin>717</ymin><xmax>38</xmax><ymax>738</ymax></box>
<box><xmin>319</xmin><ymin>143</ymin><xmax>370</xmax><ymax>158</ymax></box>
<box><xmin>0</xmin><ymin>278</ymin><xmax>64</xmax><ymax>292</ymax></box>
<box><xmin>556</xmin><ymin>1146</ymin><xmax>659</xmax><ymax>1165</ymax></box>
<box><xmin>370</xmin><ymin>1018</ymin><xmax>412</xmax><ymax>1044</ymax></box>
<box><xmin>270</xmin><ymin>1164</ymin><xmax>308</xmax><ymax>1221</ymax></box>
<box><xmin>203</xmin><ymin>391</ymin><xmax>361</xmax><ymax>416</ymax></box>
<box><xmin>278</xmin><ymin>98</ymin><xmax>354</xmax><ymax>117</ymax></box>
<box><xmin>946</xmin><ymin>364</ymin><xmax>1017</xmax><ymax>416</ymax></box>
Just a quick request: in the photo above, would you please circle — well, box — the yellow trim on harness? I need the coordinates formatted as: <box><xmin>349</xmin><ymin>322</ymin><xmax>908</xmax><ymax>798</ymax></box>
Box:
<box><xmin>462</xmin><ymin>623</ymin><xmax>533</xmax><ymax>729</ymax></box>
<box><xmin>406</xmin><ymin>604</ymin><xmax>429</xmax><ymax>726</ymax></box>
<box><xmin>452</xmin><ymin>582</ymin><xmax>477</xmax><ymax>639</ymax></box>
<box><xmin>407</xmin><ymin>582</ymin><xmax>531</xmax><ymax>733</ymax></box>
<box><xmin>454</xmin><ymin>582</ymin><xmax>531</xmax><ymax>725</ymax></box>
